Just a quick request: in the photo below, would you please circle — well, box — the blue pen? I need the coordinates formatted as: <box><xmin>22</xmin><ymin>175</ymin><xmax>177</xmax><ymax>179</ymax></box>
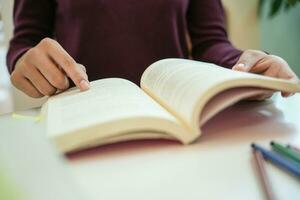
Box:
<box><xmin>251</xmin><ymin>143</ymin><xmax>300</xmax><ymax>178</ymax></box>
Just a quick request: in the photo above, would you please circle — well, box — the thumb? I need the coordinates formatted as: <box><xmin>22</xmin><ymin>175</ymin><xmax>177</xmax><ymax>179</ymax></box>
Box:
<box><xmin>232</xmin><ymin>63</ymin><xmax>249</xmax><ymax>72</ymax></box>
<box><xmin>232</xmin><ymin>58</ymin><xmax>256</xmax><ymax>72</ymax></box>
<box><xmin>232</xmin><ymin>50</ymin><xmax>265</xmax><ymax>72</ymax></box>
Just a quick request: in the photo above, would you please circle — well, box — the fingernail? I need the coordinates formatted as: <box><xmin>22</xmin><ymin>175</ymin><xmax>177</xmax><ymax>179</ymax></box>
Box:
<box><xmin>237</xmin><ymin>63</ymin><xmax>245</xmax><ymax>68</ymax></box>
<box><xmin>233</xmin><ymin>63</ymin><xmax>246</xmax><ymax>71</ymax></box>
<box><xmin>282</xmin><ymin>93</ymin><xmax>293</xmax><ymax>98</ymax></box>
<box><xmin>79</xmin><ymin>80</ymin><xmax>90</xmax><ymax>91</ymax></box>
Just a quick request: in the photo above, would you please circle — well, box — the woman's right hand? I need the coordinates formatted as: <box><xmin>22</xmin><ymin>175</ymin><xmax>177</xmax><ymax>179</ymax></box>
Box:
<box><xmin>11</xmin><ymin>38</ymin><xmax>90</xmax><ymax>98</ymax></box>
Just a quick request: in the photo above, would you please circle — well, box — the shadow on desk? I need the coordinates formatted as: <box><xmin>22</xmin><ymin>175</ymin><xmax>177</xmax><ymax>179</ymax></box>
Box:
<box><xmin>68</xmin><ymin>100</ymin><xmax>297</xmax><ymax>161</ymax></box>
<box><xmin>200</xmin><ymin>99</ymin><xmax>296</xmax><ymax>144</ymax></box>
<box><xmin>67</xmin><ymin>138</ymin><xmax>180</xmax><ymax>160</ymax></box>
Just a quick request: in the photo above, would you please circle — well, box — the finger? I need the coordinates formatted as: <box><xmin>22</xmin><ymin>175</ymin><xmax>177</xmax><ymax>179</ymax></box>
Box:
<box><xmin>263</xmin><ymin>64</ymin><xmax>281</xmax><ymax>78</ymax></box>
<box><xmin>52</xmin><ymin>52</ymin><xmax>89</xmax><ymax>91</ymax></box>
<box><xmin>278</xmin><ymin>66</ymin><xmax>297</xmax><ymax>80</ymax></box>
<box><xmin>45</xmin><ymin>41</ymin><xmax>90</xmax><ymax>91</ymax></box>
<box><xmin>11</xmin><ymin>72</ymin><xmax>43</xmax><ymax>98</ymax></box>
<box><xmin>232</xmin><ymin>63</ymin><xmax>247</xmax><ymax>71</ymax></box>
<box><xmin>77</xmin><ymin>64</ymin><xmax>88</xmax><ymax>80</ymax></box>
<box><xmin>248</xmin><ymin>59</ymin><xmax>271</xmax><ymax>74</ymax></box>
<box><xmin>295</xmin><ymin>77</ymin><xmax>300</xmax><ymax>84</ymax></box>
<box><xmin>78</xmin><ymin>64</ymin><xmax>87</xmax><ymax>73</ymax></box>
<box><xmin>232</xmin><ymin>50</ymin><xmax>266</xmax><ymax>72</ymax></box>
<box><xmin>261</xmin><ymin>65</ymin><xmax>294</xmax><ymax>98</ymax></box>
<box><xmin>260</xmin><ymin>92</ymin><xmax>273</xmax><ymax>100</ymax></box>
<box><xmin>281</xmin><ymin>78</ymin><xmax>296</xmax><ymax>97</ymax></box>
<box><xmin>281</xmin><ymin>92</ymin><xmax>294</xmax><ymax>98</ymax></box>
<box><xmin>29</xmin><ymin>53</ymin><xmax>69</xmax><ymax>90</ymax></box>
<box><xmin>22</xmin><ymin>64</ymin><xmax>57</xmax><ymax>96</ymax></box>
<box><xmin>247</xmin><ymin>93</ymin><xmax>273</xmax><ymax>101</ymax></box>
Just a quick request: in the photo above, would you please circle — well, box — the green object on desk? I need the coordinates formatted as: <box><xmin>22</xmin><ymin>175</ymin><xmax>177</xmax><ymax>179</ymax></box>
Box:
<box><xmin>271</xmin><ymin>141</ymin><xmax>300</xmax><ymax>164</ymax></box>
<box><xmin>0</xmin><ymin>167</ymin><xmax>22</xmax><ymax>200</ymax></box>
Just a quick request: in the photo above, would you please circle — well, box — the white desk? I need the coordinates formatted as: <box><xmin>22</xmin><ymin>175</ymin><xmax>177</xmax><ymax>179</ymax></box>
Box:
<box><xmin>1</xmin><ymin>94</ymin><xmax>300</xmax><ymax>200</ymax></box>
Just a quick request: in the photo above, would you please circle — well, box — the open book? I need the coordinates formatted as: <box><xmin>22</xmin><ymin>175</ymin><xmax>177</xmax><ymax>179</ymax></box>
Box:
<box><xmin>42</xmin><ymin>59</ymin><xmax>300</xmax><ymax>153</ymax></box>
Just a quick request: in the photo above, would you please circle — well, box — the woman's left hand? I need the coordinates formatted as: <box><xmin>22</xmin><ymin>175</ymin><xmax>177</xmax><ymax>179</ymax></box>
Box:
<box><xmin>232</xmin><ymin>49</ymin><xmax>300</xmax><ymax>100</ymax></box>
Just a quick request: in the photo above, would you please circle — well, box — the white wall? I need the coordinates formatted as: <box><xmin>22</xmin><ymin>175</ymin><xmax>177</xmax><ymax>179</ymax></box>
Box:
<box><xmin>0</xmin><ymin>47</ymin><xmax>13</xmax><ymax>114</ymax></box>
<box><xmin>1</xmin><ymin>0</ymin><xmax>13</xmax><ymax>46</ymax></box>
<box><xmin>0</xmin><ymin>0</ymin><xmax>13</xmax><ymax>114</ymax></box>
<box><xmin>222</xmin><ymin>0</ymin><xmax>260</xmax><ymax>50</ymax></box>
<box><xmin>1</xmin><ymin>0</ymin><xmax>47</xmax><ymax>112</ymax></box>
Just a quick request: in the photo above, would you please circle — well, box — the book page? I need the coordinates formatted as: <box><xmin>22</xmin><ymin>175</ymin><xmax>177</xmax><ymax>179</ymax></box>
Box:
<box><xmin>198</xmin><ymin>87</ymin><xmax>271</xmax><ymax>126</ymax></box>
<box><xmin>44</xmin><ymin>78</ymin><xmax>189</xmax><ymax>153</ymax></box>
<box><xmin>141</xmin><ymin>59</ymin><xmax>300</xmax><ymax>137</ymax></box>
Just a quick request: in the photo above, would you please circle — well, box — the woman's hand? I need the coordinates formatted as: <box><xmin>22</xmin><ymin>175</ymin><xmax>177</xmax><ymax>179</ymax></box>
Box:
<box><xmin>232</xmin><ymin>50</ymin><xmax>300</xmax><ymax>100</ymax></box>
<box><xmin>11</xmin><ymin>38</ymin><xmax>90</xmax><ymax>98</ymax></box>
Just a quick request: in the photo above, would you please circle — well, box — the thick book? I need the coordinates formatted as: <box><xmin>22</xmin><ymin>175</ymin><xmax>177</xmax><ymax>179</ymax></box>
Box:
<box><xmin>41</xmin><ymin>59</ymin><xmax>300</xmax><ymax>153</ymax></box>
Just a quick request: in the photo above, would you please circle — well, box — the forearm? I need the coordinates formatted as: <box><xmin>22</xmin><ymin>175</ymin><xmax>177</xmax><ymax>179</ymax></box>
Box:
<box><xmin>7</xmin><ymin>41</ymin><xmax>33</xmax><ymax>73</ymax></box>
<box><xmin>187</xmin><ymin>0</ymin><xmax>243</xmax><ymax>68</ymax></box>
<box><xmin>192</xmin><ymin>41</ymin><xmax>243</xmax><ymax>68</ymax></box>
<box><xmin>7</xmin><ymin>0</ymin><xmax>55</xmax><ymax>73</ymax></box>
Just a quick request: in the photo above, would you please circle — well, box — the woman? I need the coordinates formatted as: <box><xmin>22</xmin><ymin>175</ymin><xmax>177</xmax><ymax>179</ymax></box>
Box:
<box><xmin>7</xmin><ymin>0</ymin><xmax>299</xmax><ymax>99</ymax></box>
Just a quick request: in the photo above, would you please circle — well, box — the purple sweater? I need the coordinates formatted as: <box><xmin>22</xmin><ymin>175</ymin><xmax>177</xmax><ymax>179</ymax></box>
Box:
<box><xmin>7</xmin><ymin>0</ymin><xmax>242</xmax><ymax>84</ymax></box>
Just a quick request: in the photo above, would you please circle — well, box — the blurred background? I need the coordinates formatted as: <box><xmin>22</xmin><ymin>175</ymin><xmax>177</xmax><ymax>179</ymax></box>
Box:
<box><xmin>0</xmin><ymin>0</ymin><xmax>299</xmax><ymax>114</ymax></box>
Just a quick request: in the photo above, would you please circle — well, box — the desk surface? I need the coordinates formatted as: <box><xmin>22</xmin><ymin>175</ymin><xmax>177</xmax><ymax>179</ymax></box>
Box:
<box><xmin>1</xmin><ymin>94</ymin><xmax>300</xmax><ymax>200</ymax></box>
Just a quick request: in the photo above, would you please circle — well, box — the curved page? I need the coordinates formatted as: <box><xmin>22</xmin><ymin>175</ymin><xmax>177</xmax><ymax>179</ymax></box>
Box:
<box><xmin>199</xmin><ymin>87</ymin><xmax>271</xmax><ymax>126</ymax></box>
<box><xmin>141</xmin><ymin>59</ymin><xmax>300</xmax><ymax>138</ymax></box>
<box><xmin>44</xmin><ymin>78</ymin><xmax>189</xmax><ymax>153</ymax></box>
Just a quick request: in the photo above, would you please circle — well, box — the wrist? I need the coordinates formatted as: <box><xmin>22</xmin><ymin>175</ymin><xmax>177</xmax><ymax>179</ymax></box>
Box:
<box><xmin>8</xmin><ymin>47</ymin><xmax>31</xmax><ymax>74</ymax></box>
